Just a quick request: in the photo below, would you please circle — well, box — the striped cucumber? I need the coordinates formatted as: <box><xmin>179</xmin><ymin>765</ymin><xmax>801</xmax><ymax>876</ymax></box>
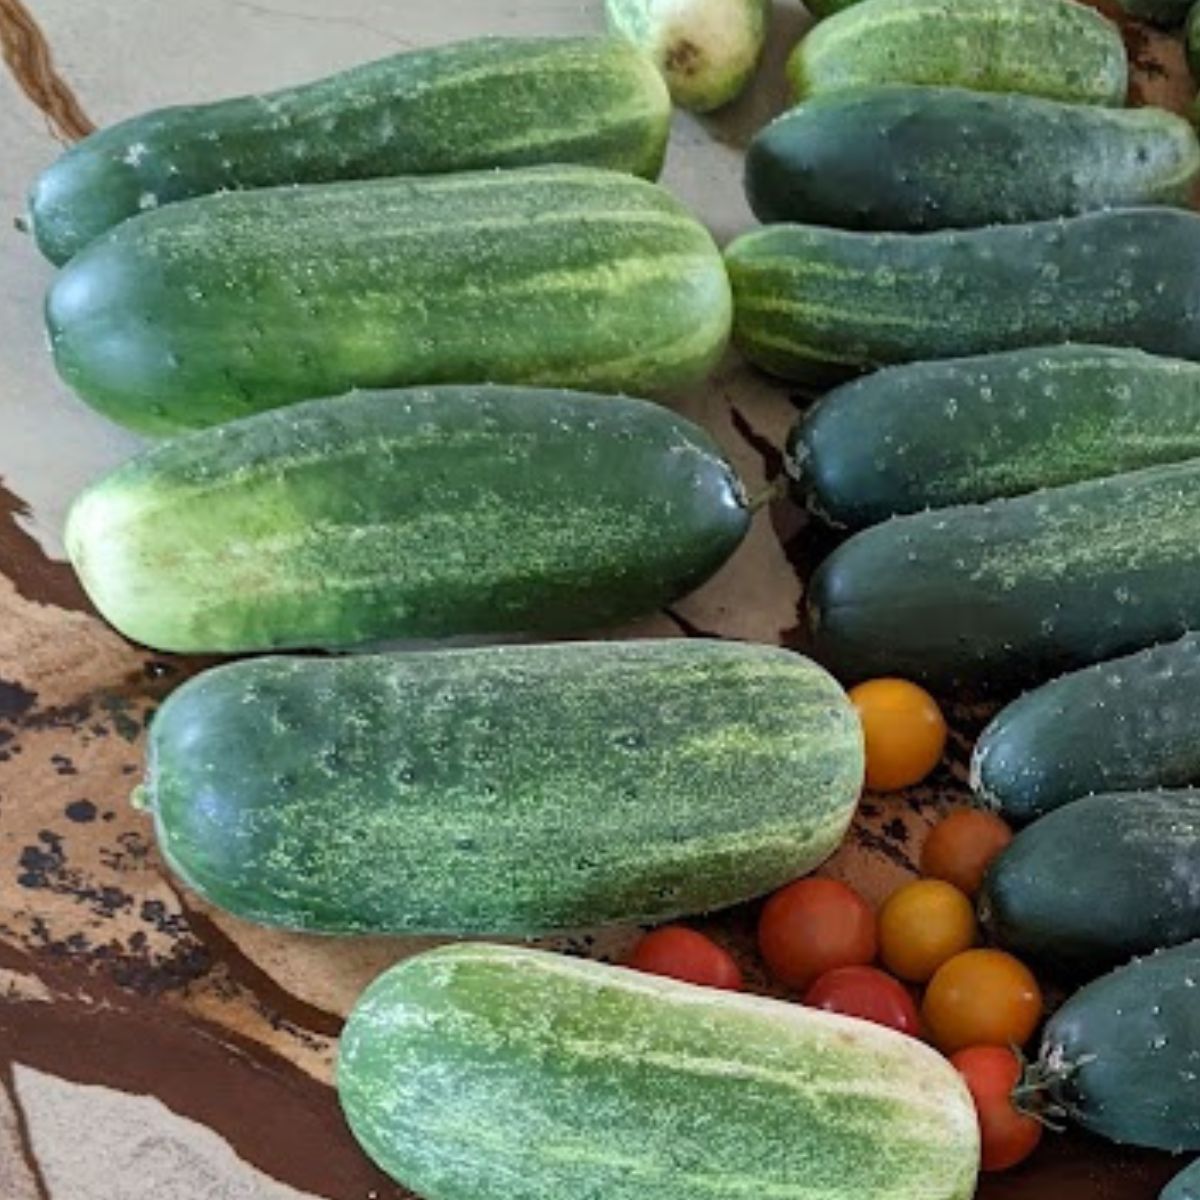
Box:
<box><xmin>605</xmin><ymin>0</ymin><xmax>768</xmax><ymax>112</ymax></box>
<box><xmin>65</xmin><ymin>386</ymin><xmax>750</xmax><ymax>653</ymax></box>
<box><xmin>1033</xmin><ymin>940</ymin><xmax>1200</xmax><ymax>1151</ymax></box>
<box><xmin>787</xmin><ymin>0</ymin><xmax>1128</xmax><ymax>105</ymax></box>
<box><xmin>746</xmin><ymin>87</ymin><xmax>1199</xmax><ymax>231</ymax></box>
<box><xmin>1164</xmin><ymin>1160</ymin><xmax>1200</xmax><ymax>1200</ymax></box>
<box><xmin>47</xmin><ymin>167</ymin><xmax>730</xmax><ymax>433</ymax></box>
<box><xmin>28</xmin><ymin>36</ymin><xmax>671</xmax><ymax>265</ymax></box>
<box><xmin>140</xmin><ymin>641</ymin><xmax>865</xmax><ymax>935</ymax></box>
<box><xmin>337</xmin><ymin>943</ymin><xmax>980</xmax><ymax>1200</ymax></box>
<box><xmin>972</xmin><ymin>637</ymin><xmax>1200</xmax><ymax>823</ymax></box>
<box><xmin>979</xmin><ymin>791</ymin><xmax>1200</xmax><ymax>975</ymax></box>
<box><xmin>726</xmin><ymin>209</ymin><xmax>1200</xmax><ymax>384</ymax></box>
<box><xmin>790</xmin><ymin>346</ymin><xmax>1200</xmax><ymax>528</ymax></box>
<box><xmin>808</xmin><ymin>459</ymin><xmax>1200</xmax><ymax>690</ymax></box>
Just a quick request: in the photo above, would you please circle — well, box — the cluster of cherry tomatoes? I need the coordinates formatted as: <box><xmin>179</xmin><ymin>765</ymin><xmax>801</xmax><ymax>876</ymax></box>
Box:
<box><xmin>626</xmin><ymin>678</ymin><xmax>1048</xmax><ymax>1174</ymax></box>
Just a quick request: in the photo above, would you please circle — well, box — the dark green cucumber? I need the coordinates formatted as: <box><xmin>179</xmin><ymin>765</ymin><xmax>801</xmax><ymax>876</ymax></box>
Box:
<box><xmin>65</xmin><ymin>386</ymin><xmax>750</xmax><ymax>653</ymax></box>
<box><xmin>747</xmin><ymin>87</ymin><xmax>1199</xmax><ymax>231</ymax></box>
<box><xmin>726</xmin><ymin>209</ymin><xmax>1200</xmax><ymax>385</ymax></box>
<box><xmin>1164</xmin><ymin>1159</ymin><xmax>1200</xmax><ymax>1200</ymax></box>
<box><xmin>46</xmin><ymin>166</ymin><xmax>731</xmax><ymax>432</ymax></box>
<box><xmin>139</xmin><ymin>640</ymin><xmax>865</xmax><ymax>935</ymax></box>
<box><xmin>808</xmin><ymin>459</ymin><xmax>1200</xmax><ymax>690</ymax></box>
<box><xmin>972</xmin><ymin>637</ymin><xmax>1200</xmax><ymax>822</ymax></box>
<box><xmin>1116</xmin><ymin>0</ymin><xmax>1193</xmax><ymax>25</ymax></box>
<box><xmin>788</xmin><ymin>0</ymin><xmax>1128</xmax><ymax>105</ymax></box>
<box><xmin>979</xmin><ymin>791</ymin><xmax>1200</xmax><ymax>976</ymax></box>
<box><xmin>790</xmin><ymin>346</ymin><xmax>1200</xmax><ymax>528</ymax></box>
<box><xmin>1034</xmin><ymin>940</ymin><xmax>1200</xmax><ymax>1151</ymax></box>
<box><xmin>28</xmin><ymin>36</ymin><xmax>671</xmax><ymax>265</ymax></box>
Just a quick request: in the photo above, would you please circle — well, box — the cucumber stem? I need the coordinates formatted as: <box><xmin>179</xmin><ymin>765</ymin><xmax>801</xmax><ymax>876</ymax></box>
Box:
<box><xmin>746</xmin><ymin>477</ymin><xmax>787</xmax><ymax>513</ymax></box>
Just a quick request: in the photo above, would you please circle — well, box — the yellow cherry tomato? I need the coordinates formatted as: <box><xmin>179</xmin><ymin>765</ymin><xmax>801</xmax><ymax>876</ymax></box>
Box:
<box><xmin>922</xmin><ymin>949</ymin><xmax>1044</xmax><ymax>1055</ymax></box>
<box><xmin>849</xmin><ymin>678</ymin><xmax>947</xmax><ymax>791</ymax></box>
<box><xmin>878</xmin><ymin>879</ymin><xmax>976</xmax><ymax>983</ymax></box>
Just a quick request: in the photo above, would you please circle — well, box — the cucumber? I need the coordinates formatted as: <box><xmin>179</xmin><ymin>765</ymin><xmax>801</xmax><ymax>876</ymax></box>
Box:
<box><xmin>787</xmin><ymin>0</ymin><xmax>1128</xmax><ymax>106</ymax></box>
<box><xmin>28</xmin><ymin>36</ymin><xmax>671</xmax><ymax>266</ymax></box>
<box><xmin>605</xmin><ymin>0</ymin><xmax>768</xmax><ymax>113</ymax></box>
<box><xmin>972</xmin><ymin>637</ymin><xmax>1200</xmax><ymax>823</ymax></box>
<box><xmin>337</xmin><ymin>943</ymin><xmax>979</xmax><ymax>1200</ymax></box>
<box><xmin>979</xmin><ymin>791</ymin><xmax>1200</xmax><ymax>976</ymax></box>
<box><xmin>1189</xmin><ymin>2</ymin><xmax>1200</xmax><ymax>79</ymax></box>
<box><xmin>46</xmin><ymin>166</ymin><xmax>732</xmax><ymax>431</ymax></box>
<box><xmin>808</xmin><ymin>459</ymin><xmax>1200</xmax><ymax>690</ymax></box>
<box><xmin>1116</xmin><ymin>0</ymin><xmax>1193</xmax><ymax>25</ymax></box>
<box><xmin>1164</xmin><ymin>1160</ymin><xmax>1200</xmax><ymax>1200</ymax></box>
<box><xmin>65</xmin><ymin>386</ymin><xmax>750</xmax><ymax>653</ymax></box>
<box><xmin>140</xmin><ymin>640</ymin><xmax>865</xmax><ymax>935</ymax></box>
<box><xmin>806</xmin><ymin>0</ymin><xmax>861</xmax><ymax>13</ymax></box>
<box><xmin>1034</xmin><ymin>940</ymin><xmax>1200</xmax><ymax>1151</ymax></box>
<box><xmin>725</xmin><ymin>209</ymin><xmax>1200</xmax><ymax>385</ymax></box>
<box><xmin>790</xmin><ymin>346</ymin><xmax>1200</xmax><ymax>529</ymax></box>
<box><xmin>746</xmin><ymin>87</ymin><xmax>1199</xmax><ymax>231</ymax></box>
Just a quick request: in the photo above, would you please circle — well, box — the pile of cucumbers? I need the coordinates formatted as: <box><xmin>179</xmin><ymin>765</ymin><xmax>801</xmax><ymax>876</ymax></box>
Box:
<box><xmin>25</xmin><ymin>0</ymin><xmax>1200</xmax><ymax>1195</ymax></box>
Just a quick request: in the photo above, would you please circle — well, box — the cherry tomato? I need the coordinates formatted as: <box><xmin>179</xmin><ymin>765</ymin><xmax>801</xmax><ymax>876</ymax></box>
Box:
<box><xmin>921</xmin><ymin>809</ymin><xmax>1013</xmax><ymax>897</ymax></box>
<box><xmin>758</xmin><ymin>878</ymin><xmax>876</xmax><ymax>990</ymax></box>
<box><xmin>878</xmin><ymin>879</ymin><xmax>976</xmax><ymax>983</ymax></box>
<box><xmin>922</xmin><ymin>949</ymin><xmax>1043</xmax><ymax>1055</ymax></box>
<box><xmin>627</xmin><ymin>926</ymin><xmax>743</xmax><ymax>991</ymax></box>
<box><xmin>850</xmin><ymin>678</ymin><xmax>948</xmax><ymax>792</ymax></box>
<box><xmin>804</xmin><ymin>965</ymin><xmax>921</xmax><ymax>1036</ymax></box>
<box><xmin>951</xmin><ymin>1046</ymin><xmax>1043</xmax><ymax>1171</ymax></box>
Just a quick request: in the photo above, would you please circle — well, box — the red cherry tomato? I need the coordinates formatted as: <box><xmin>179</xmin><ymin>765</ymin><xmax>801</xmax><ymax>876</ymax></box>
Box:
<box><xmin>627</xmin><ymin>926</ymin><xmax>743</xmax><ymax>990</ymax></box>
<box><xmin>803</xmin><ymin>965</ymin><xmax>921</xmax><ymax>1036</ymax></box>
<box><xmin>758</xmin><ymin>877</ymin><xmax>877</xmax><ymax>990</ymax></box>
<box><xmin>951</xmin><ymin>1045</ymin><xmax>1043</xmax><ymax>1172</ymax></box>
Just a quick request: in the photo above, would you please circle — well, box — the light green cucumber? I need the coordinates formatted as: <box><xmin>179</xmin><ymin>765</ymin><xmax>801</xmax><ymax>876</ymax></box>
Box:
<box><xmin>337</xmin><ymin>943</ymin><xmax>980</xmax><ymax>1200</ymax></box>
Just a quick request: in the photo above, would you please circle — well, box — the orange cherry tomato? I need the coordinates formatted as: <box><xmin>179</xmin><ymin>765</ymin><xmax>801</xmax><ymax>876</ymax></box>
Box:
<box><xmin>951</xmin><ymin>1045</ymin><xmax>1044</xmax><ymax>1171</ymax></box>
<box><xmin>849</xmin><ymin>678</ymin><xmax>948</xmax><ymax>792</ymax></box>
<box><xmin>758</xmin><ymin>877</ymin><xmax>876</xmax><ymax>991</ymax></box>
<box><xmin>921</xmin><ymin>808</ymin><xmax>1014</xmax><ymax>897</ymax></box>
<box><xmin>804</xmin><ymin>965</ymin><xmax>921</xmax><ymax>1037</ymax></box>
<box><xmin>922</xmin><ymin>949</ymin><xmax>1044</xmax><ymax>1055</ymax></box>
<box><xmin>627</xmin><ymin>926</ymin><xmax>743</xmax><ymax>990</ymax></box>
<box><xmin>878</xmin><ymin>879</ymin><xmax>977</xmax><ymax>983</ymax></box>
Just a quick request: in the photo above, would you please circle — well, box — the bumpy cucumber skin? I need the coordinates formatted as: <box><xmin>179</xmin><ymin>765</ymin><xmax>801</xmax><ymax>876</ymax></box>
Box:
<box><xmin>726</xmin><ymin>209</ymin><xmax>1200</xmax><ymax>384</ymax></box>
<box><xmin>747</xmin><ymin>87</ymin><xmax>1199</xmax><ymax>231</ymax></box>
<box><xmin>46</xmin><ymin>166</ymin><xmax>732</xmax><ymax>429</ymax></box>
<box><xmin>28</xmin><ymin>36</ymin><xmax>671</xmax><ymax>265</ymax></box>
<box><xmin>972</xmin><ymin>636</ymin><xmax>1200</xmax><ymax>822</ymax></box>
<box><xmin>144</xmin><ymin>640</ymin><xmax>865</xmax><ymax>935</ymax></box>
<box><xmin>1163</xmin><ymin>1159</ymin><xmax>1200</xmax><ymax>1200</ymax></box>
<box><xmin>788</xmin><ymin>0</ymin><xmax>1128</xmax><ymax>105</ymax></box>
<box><xmin>1116</xmin><ymin>0</ymin><xmax>1194</xmax><ymax>25</ymax></box>
<box><xmin>338</xmin><ymin>944</ymin><xmax>979</xmax><ymax>1200</ymax></box>
<box><xmin>65</xmin><ymin>386</ymin><xmax>749</xmax><ymax>653</ymax></box>
<box><xmin>791</xmin><ymin>346</ymin><xmax>1200</xmax><ymax>528</ymax></box>
<box><xmin>605</xmin><ymin>0</ymin><xmax>768</xmax><ymax>113</ymax></box>
<box><xmin>980</xmin><ymin>791</ymin><xmax>1200</xmax><ymax>975</ymax></box>
<box><xmin>808</xmin><ymin>459</ymin><xmax>1200</xmax><ymax>691</ymax></box>
<box><xmin>1037</xmin><ymin>940</ymin><xmax>1200</xmax><ymax>1151</ymax></box>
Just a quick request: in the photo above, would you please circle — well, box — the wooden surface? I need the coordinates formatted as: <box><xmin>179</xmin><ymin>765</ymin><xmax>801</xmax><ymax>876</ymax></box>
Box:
<box><xmin>0</xmin><ymin>2</ymin><xmax>1194</xmax><ymax>1196</ymax></box>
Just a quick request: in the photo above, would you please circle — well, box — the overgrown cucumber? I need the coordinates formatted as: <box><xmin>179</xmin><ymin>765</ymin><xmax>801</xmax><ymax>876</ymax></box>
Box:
<box><xmin>787</xmin><ymin>0</ymin><xmax>1127</xmax><ymax>105</ymax></box>
<box><xmin>337</xmin><ymin>943</ymin><xmax>979</xmax><ymax>1200</ymax></box>
<box><xmin>28</xmin><ymin>35</ymin><xmax>671</xmax><ymax>265</ymax></box>
<box><xmin>747</xmin><ymin>87</ymin><xmax>1199</xmax><ymax>231</ymax></box>
<box><xmin>66</xmin><ymin>386</ymin><xmax>750</xmax><ymax>652</ymax></box>
<box><xmin>46</xmin><ymin>166</ymin><xmax>732</xmax><ymax>431</ymax></box>
<box><xmin>726</xmin><ymin>209</ymin><xmax>1200</xmax><ymax>384</ymax></box>
<box><xmin>808</xmin><ymin>459</ymin><xmax>1200</xmax><ymax>690</ymax></box>
<box><xmin>1034</xmin><ymin>940</ymin><xmax>1200</xmax><ymax>1151</ymax></box>
<box><xmin>791</xmin><ymin>346</ymin><xmax>1200</xmax><ymax>528</ymax></box>
<box><xmin>972</xmin><ymin>637</ymin><xmax>1200</xmax><ymax>822</ymax></box>
<box><xmin>979</xmin><ymin>791</ymin><xmax>1200</xmax><ymax>975</ymax></box>
<box><xmin>140</xmin><ymin>640</ymin><xmax>865</xmax><ymax>935</ymax></box>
